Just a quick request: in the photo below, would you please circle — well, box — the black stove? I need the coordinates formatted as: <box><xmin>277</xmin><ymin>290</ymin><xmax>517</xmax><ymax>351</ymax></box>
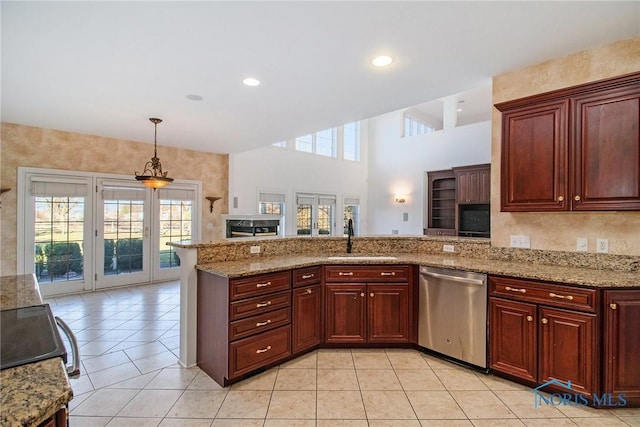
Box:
<box><xmin>1</xmin><ymin>304</ymin><xmax>67</xmax><ymax>370</ymax></box>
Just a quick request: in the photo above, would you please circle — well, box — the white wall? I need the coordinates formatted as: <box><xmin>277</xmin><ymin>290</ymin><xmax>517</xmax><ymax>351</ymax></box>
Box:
<box><xmin>366</xmin><ymin>110</ymin><xmax>491</xmax><ymax>235</ymax></box>
<box><xmin>229</xmin><ymin>127</ymin><xmax>369</xmax><ymax>236</ymax></box>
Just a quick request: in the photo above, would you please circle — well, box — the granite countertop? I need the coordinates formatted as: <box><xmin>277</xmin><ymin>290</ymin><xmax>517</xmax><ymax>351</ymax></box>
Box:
<box><xmin>0</xmin><ymin>274</ymin><xmax>73</xmax><ymax>427</ymax></box>
<box><xmin>196</xmin><ymin>254</ymin><xmax>640</xmax><ymax>288</ymax></box>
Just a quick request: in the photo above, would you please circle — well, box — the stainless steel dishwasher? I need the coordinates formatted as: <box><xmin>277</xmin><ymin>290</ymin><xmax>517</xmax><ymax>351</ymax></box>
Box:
<box><xmin>418</xmin><ymin>266</ymin><xmax>488</xmax><ymax>369</ymax></box>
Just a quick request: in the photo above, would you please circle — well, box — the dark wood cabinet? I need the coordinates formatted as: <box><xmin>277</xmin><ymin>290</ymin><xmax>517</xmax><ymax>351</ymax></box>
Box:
<box><xmin>489</xmin><ymin>276</ymin><xmax>599</xmax><ymax>398</ymax></box>
<box><xmin>324</xmin><ymin>265</ymin><xmax>412</xmax><ymax>344</ymax></box>
<box><xmin>38</xmin><ymin>407</ymin><xmax>67</xmax><ymax>427</ymax></box>
<box><xmin>292</xmin><ymin>284</ymin><xmax>323</xmax><ymax>353</ymax></box>
<box><xmin>325</xmin><ymin>283</ymin><xmax>367</xmax><ymax>343</ymax></box>
<box><xmin>454</xmin><ymin>164</ymin><xmax>491</xmax><ymax>204</ymax></box>
<box><xmin>426</xmin><ymin>169</ymin><xmax>457</xmax><ymax>236</ymax></box>
<box><xmin>497</xmin><ymin>72</ymin><xmax>640</xmax><ymax>212</ymax></box>
<box><xmin>603</xmin><ymin>290</ymin><xmax>640</xmax><ymax>406</ymax></box>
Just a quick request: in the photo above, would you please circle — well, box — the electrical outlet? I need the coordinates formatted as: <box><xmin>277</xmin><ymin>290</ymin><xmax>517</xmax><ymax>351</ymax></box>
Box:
<box><xmin>391</xmin><ymin>230</ymin><xmax>399</xmax><ymax>235</ymax></box>
<box><xmin>250</xmin><ymin>245</ymin><xmax>261</xmax><ymax>254</ymax></box>
<box><xmin>510</xmin><ymin>235</ymin><xmax>531</xmax><ymax>249</ymax></box>
<box><xmin>597</xmin><ymin>239</ymin><xmax>609</xmax><ymax>254</ymax></box>
<box><xmin>443</xmin><ymin>244</ymin><xmax>455</xmax><ymax>253</ymax></box>
<box><xmin>576</xmin><ymin>237</ymin><xmax>588</xmax><ymax>252</ymax></box>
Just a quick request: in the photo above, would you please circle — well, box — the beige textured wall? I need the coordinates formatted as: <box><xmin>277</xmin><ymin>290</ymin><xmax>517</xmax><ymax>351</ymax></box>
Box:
<box><xmin>491</xmin><ymin>36</ymin><xmax>640</xmax><ymax>256</ymax></box>
<box><xmin>0</xmin><ymin>123</ymin><xmax>228</xmax><ymax>275</ymax></box>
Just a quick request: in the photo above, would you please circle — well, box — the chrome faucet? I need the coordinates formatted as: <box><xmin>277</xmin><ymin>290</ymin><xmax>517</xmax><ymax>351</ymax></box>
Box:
<box><xmin>346</xmin><ymin>218</ymin><xmax>354</xmax><ymax>253</ymax></box>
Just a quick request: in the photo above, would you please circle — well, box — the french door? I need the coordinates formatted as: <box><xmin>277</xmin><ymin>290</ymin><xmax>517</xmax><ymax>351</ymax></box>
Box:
<box><xmin>296</xmin><ymin>193</ymin><xmax>336</xmax><ymax>236</ymax></box>
<box><xmin>19</xmin><ymin>168</ymin><xmax>200</xmax><ymax>297</ymax></box>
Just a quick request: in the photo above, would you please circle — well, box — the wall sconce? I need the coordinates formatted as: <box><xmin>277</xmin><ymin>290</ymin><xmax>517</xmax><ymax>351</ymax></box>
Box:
<box><xmin>0</xmin><ymin>188</ymin><xmax>10</xmax><ymax>209</ymax></box>
<box><xmin>205</xmin><ymin>196</ymin><xmax>221</xmax><ymax>213</ymax></box>
<box><xmin>394</xmin><ymin>195</ymin><xmax>406</xmax><ymax>204</ymax></box>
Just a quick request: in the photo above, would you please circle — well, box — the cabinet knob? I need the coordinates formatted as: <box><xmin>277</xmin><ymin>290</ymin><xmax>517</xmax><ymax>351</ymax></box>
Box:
<box><xmin>610</xmin><ymin>303</ymin><xmax>617</xmax><ymax>310</ymax></box>
<box><xmin>541</xmin><ymin>318</ymin><xmax>548</xmax><ymax>324</ymax></box>
<box><xmin>360</xmin><ymin>292</ymin><xmax>365</xmax><ymax>297</ymax></box>
<box><xmin>574</xmin><ymin>195</ymin><xmax>581</xmax><ymax>201</ymax></box>
<box><xmin>557</xmin><ymin>195</ymin><xmax>564</xmax><ymax>202</ymax></box>
<box><xmin>370</xmin><ymin>292</ymin><xmax>374</xmax><ymax>297</ymax></box>
<box><xmin>306</xmin><ymin>288</ymin><xmax>312</xmax><ymax>294</ymax></box>
<box><xmin>526</xmin><ymin>315</ymin><xmax>533</xmax><ymax>322</ymax></box>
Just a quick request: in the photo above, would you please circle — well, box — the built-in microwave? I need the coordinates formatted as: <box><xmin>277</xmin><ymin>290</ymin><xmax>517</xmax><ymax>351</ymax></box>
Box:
<box><xmin>223</xmin><ymin>215</ymin><xmax>282</xmax><ymax>239</ymax></box>
<box><xmin>458</xmin><ymin>204</ymin><xmax>490</xmax><ymax>238</ymax></box>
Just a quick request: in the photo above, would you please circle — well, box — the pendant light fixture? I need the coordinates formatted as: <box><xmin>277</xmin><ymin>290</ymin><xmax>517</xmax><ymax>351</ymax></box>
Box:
<box><xmin>135</xmin><ymin>117</ymin><xmax>174</xmax><ymax>189</ymax></box>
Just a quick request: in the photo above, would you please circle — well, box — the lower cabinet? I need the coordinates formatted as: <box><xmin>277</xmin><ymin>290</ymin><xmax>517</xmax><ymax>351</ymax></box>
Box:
<box><xmin>325</xmin><ymin>282</ymin><xmax>410</xmax><ymax>344</ymax></box>
<box><xmin>604</xmin><ymin>290</ymin><xmax>640</xmax><ymax>406</ymax></box>
<box><xmin>292</xmin><ymin>284</ymin><xmax>323</xmax><ymax>353</ymax></box>
<box><xmin>489</xmin><ymin>276</ymin><xmax>598</xmax><ymax>398</ymax></box>
<box><xmin>38</xmin><ymin>407</ymin><xmax>67</xmax><ymax>427</ymax></box>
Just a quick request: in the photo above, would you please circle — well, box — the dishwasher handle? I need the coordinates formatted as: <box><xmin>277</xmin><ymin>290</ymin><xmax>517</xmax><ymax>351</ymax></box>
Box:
<box><xmin>421</xmin><ymin>270</ymin><xmax>485</xmax><ymax>286</ymax></box>
<box><xmin>55</xmin><ymin>316</ymin><xmax>81</xmax><ymax>379</ymax></box>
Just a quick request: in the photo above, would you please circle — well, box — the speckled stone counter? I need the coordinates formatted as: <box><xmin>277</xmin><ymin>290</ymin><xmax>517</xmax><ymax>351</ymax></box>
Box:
<box><xmin>196</xmin><ymin>253</ymin><xmax>640</xmax><ymax>288</ymax></box>
<box><xmin>0</xmin><ymin>274</ymin><xmax>73</xmax><ymax>427</ymax></box>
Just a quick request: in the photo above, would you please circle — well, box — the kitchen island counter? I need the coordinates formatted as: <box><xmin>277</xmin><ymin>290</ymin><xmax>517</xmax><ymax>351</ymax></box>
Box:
<box><xmin>0</xmin><ymin>275</ymin><xmax>73</xmax><ymax>427</ymax></box>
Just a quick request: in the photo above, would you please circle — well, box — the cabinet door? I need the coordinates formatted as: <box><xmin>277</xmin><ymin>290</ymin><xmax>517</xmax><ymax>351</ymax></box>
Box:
<box><xmin>325</xmin><ymin>283</ymin><xmax>366</xmax><ymax>343</ymax></box>
<box><xmin>500</xmin><ymin>100</ymin><xmax>569</xmax><ymax>211</ymax></box>
<box><xmin>604</xmin><ymin>290</ymin><xmax>640</xmax><ymax>404</ymax></box>
<box><xmin>489</xmin><ymin>298</ymin><xmax>537</xmax><ymax>382</ymax></box>
<box><xmin>572</xmin><ymin>87</ymin><xmax>640</xmax><ymax>210</ymax></box>
<box><xmin>539</xmin><ymin>307</ymin><xmax>597</xmax><ymax>396</ymax></box>
<box><xmin>292</xmin><ymin>284</ymin><xmax>322</xmax><ymax>354</ymax></box>
<box><xmin>455</xmin><ymin>165</ymin><xmax>491</xmax><ymax>204</ymax></box>
<box><xmin>367</xmin><ymin>284</ymin><xmax>409</xmax><ymax>343</ymax></box>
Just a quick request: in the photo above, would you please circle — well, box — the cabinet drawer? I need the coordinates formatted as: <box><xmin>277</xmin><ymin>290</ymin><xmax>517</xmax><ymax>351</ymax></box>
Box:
<box><xmin>230</xmin><ymin>325</ymin><xmax>291</xmax><ymax>378</ymax></box>
<box><xmin>229</xmin><ymin>308</ymin><xmax>291</xmax><ymax>341</ymax></box>
<box><xmin>293</xmin><ymin>266</ymin><xmax>321</xmax><ymax>287</ymax></box>
<box><xmin>230</xmin><ymin>290</ymin><xmax>291</xmax><ymax>321</ymax></box>
<box><xmin>230</xmin><ymin>271</ymin><xmax>291</xmax><ymax>301</ymax></box>
<box><xmin>324</xmin><ymin>265</ymin><xmax>409</xmax><ymax>282</ymax></box>
<box><xmin>489</xmin><ymin>276</ymin><xmax>597</xmax><ymax>313</ymax></box>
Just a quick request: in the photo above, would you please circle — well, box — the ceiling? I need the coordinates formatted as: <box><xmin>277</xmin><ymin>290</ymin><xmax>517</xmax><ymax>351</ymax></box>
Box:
<box><xmin>2</xmin><ymin>2</ymin><xmax>638</xmax><ymax>154</ymax></box>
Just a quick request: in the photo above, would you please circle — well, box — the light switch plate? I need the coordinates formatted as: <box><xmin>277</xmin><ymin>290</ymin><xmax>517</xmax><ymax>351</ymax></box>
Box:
<box><xmin>576</xmin><ymin>237</ymin><xmax>588</xmax><ymax>252</ymax></box>
<box><xmin>510</xmin><ymin>235</ymin><xmax>531</xmax><ymax>249</ymax></box>
<box><xmin>443</xmin><ymin>245</ymin><xmax>455</xmax><ymax>253</ymax></box>
<box><xmin>250</xmin><ymin>245</ymin><xmax>261</xmax><ymax>254</ymax></box>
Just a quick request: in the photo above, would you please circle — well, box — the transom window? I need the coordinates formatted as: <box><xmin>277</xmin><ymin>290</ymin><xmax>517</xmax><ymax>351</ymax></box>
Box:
<box><xmin>295</xmin><ymin>128</ymin><xmax>337</xmax><ymax>157</ymax></box>
<box><xmin>404</xmin><ymin>114</ymin><xmax>434</xmax><ymax>137</ymax></box>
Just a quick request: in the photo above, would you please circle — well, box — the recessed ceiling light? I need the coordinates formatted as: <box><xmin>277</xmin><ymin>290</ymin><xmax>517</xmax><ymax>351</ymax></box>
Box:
<box><xmin>372</xmin><ymin>55</ymin><xmax>394</xmax><ymax>67</ymax></box>
<box><xmin>242</xmin><ymin>77</ymin><xmax>260</xmax><ymax>87</ymax></box>
<box><xmin>186</xmin><ymin>94</ymin><xmax>203</xmax><ymax>101</ymax></box>
<box><xmin>456</xmin><ymin>108</ymin><xmax>463</xmax><ymax>112</ymax></box>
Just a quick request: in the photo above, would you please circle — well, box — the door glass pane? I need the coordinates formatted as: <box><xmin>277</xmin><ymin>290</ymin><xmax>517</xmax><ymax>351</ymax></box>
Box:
<box><xmin>159</xmin><ymin>199</ymin><xmax>192</xmax><ymax>269</ymax></box>
<box><xmin>343</xmin><ymin>204</ymin><xmax>359</xmax><ymax>236</ymax></box>
<box><xmin>103</xmin><ymin>199</ymin><xmax>144</xmax><ymax>275</ymax></box>
<box><xmin>318</xmin><ymin>204</ymin><xmax>333</xmax><ymax>235</ymax></box>
<box><xmin>296</xmin><ymin>204</ymin><xmax>312</xmax><ymax>235</ymax></box>
<box><xmin>34</xmin><ymin>196</ymin><xmax>85</xmax><ymax>283</ymax></box>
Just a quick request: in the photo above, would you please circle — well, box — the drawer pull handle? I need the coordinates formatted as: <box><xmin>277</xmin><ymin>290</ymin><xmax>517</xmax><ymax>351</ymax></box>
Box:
<box><xmin>505</xmin><ymin>286</ymin><xmax>526</xmax><ymax>293</ymax></box>
<box><xmin>338</xmin><ymin>272</ymin><xmax>354</xmax><ymax>276</ymax></box>
<box><xmin>256</xmin><ymin>346</ymin><xmax>272</xmax><ymax>354</ymax></box>
<box><xmin>256</xmin><ymin>320</ymin><xmax>272</xmax><ymax>327</ymax></box>
<box><xmin>302</xmin><ymin>274</ymin><xmax>315</xmax><ymax>279</ymax></box>
<box><xmin>526</xmin><ymin>315</ymin><xmax>533</xmax><ymax>322</ymax></box>
<box><xmin>541</xmin><ymin>318</ymin><xmax>548</xmax><ymax>324</ymax></box>
<box><xmin>306</xmin><ymin>288</ymin><xmax>312</xmax><ymax>294</ymax></box>
<box><xmin>256</xmin><ymin>281</ymin><xmax>271</xmax><ymax>288</ymax></box>
<box><xmin>610</xmin><ymin>303</ymin><xmax>617</xmax><ymax>310</ymax></box>
<box><xmin>256</xmin><ymin>301</ymin><xmax>272</xmax><ymax>308</ymax></box>
<box><xmin>380</xmin><ymin>272</ymin><xmax>396</xmax><ymax>276</ymax></box>
<box><xmin>549</xmin><ymin>292</ymin><xmax>574</xmax><ymax>301</ymax></box>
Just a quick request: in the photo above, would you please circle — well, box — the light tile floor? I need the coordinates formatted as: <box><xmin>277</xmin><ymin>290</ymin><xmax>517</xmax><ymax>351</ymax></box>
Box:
<box><xmin>46</xmin><ymin>281</ymin><xmax>640</xmax><ymax>427</ymax></box>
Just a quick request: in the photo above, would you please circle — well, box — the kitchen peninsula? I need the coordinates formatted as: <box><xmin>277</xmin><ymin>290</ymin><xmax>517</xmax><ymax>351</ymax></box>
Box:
<box><xmin>0</xmin><ymin>275</ymin><xmax>73</xmax><ymax>427</ymax></box>
<box><xmin>170</xmin><ymin>235</ymin><xmax>640</xmax><ymax>406</ymax></box>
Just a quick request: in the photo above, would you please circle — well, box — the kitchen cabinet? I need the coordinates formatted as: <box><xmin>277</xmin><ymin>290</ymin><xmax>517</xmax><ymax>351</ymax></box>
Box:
<box><xmin>324</xmin><ymin>265</ymin><xmax>411</xmax><ymax>344</ymax></box>
<box><xmin>489</xmin><ymin>276</ymin><xmax>599</xmax><ymax>397</ymax></box>
<box><xmin>453</xmin><ymin>164</ymin><xmax>491</xmax><ymax>204</ymax></box>
<box><xmin>426</xmin><ymin>170</ymin><xmax>457</xmax><ymax>236</ymax></box>
<box><xmin>497</xmin><ymin>71</ymin><xmax>640</xmax><ymax>212</ymax></box>
<box><xmin>197</xmin><ymin>270</ymin><xmax>292</xmax><ymax>386</ymax></box>
<box><xmin>603</xmin><ymin>290</ymin><xmax>640</xmax><ymax>406</ymax></box>
<box><xmin>292</xmin><ymin>266</ymin><xmax>323</xmax><ymax>354</ymax></box>
<box><xmin>38</xmin><ymin>407</ymin><xmax>67</xmax><ymax>427</ymax></box>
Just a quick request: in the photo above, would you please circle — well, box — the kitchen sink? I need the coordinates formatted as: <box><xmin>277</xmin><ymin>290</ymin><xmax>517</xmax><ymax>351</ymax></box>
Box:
<box><xmin>326</xmin><ymin>256</ymin><xmax>397</xmax><ymax>260</ymax></box>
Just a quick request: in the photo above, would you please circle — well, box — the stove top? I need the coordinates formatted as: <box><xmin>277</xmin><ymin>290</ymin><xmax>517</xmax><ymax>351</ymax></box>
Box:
<box><xmin>1</xmin><ymin>304</ymin><xmax>67</xmax><ymax>370</ymax></box>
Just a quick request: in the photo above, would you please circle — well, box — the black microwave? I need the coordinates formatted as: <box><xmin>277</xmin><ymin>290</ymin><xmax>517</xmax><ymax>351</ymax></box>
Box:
<box><xmin>459</xmin><ymin>205</ymin><xmax>490</xmax><ymax>238</ymax></box>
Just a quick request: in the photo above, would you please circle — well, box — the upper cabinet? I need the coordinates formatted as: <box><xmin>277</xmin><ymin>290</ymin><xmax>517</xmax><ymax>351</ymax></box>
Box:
<box><xmin>453</xmin><ymin>164</ymin><xmax>491</xmax><ymax>204</ymax></box>
<box><xmin>496</xmin><ymin>72</ymin><xmax>640</xmax><ymax>212</ymax></box>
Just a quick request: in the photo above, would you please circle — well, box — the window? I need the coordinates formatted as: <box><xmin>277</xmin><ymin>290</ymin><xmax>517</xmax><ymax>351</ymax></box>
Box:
<box><xmin>158</xmin><ymin>187</ymin><xmax>196</xmax><ymax>270</ymax></box>
<box><xmin>343</xmin><ymin>196</ymin><xmax>360</xmax><ymax>237</ymax></box>
<box><xmin>404</xmin><ymin>114</ymin><xmax>434</xmax><ymax>137</ymax></box>
<box><xmin>259</xmin><ymin>192</ymin><xmax>285</xmax><ymax>216</ymax></box>
<box><xmin>296</xmin><ymin>193</ymin><xmax>336</xmax><ymax>236</ymax></box>
<box><xmin>343</xmin><ymin>121</ymin><xmax>361</xmax><ymax>161</ymax></box>
<box><xmin>272</xmin><ymin>141</ymin><xmax>286</xmax><ymax>148</ymax></box>
<box><xmin>295</xmin><ymin>128</ymin><xmax>337</xmax><ymax>157</ymax></box>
